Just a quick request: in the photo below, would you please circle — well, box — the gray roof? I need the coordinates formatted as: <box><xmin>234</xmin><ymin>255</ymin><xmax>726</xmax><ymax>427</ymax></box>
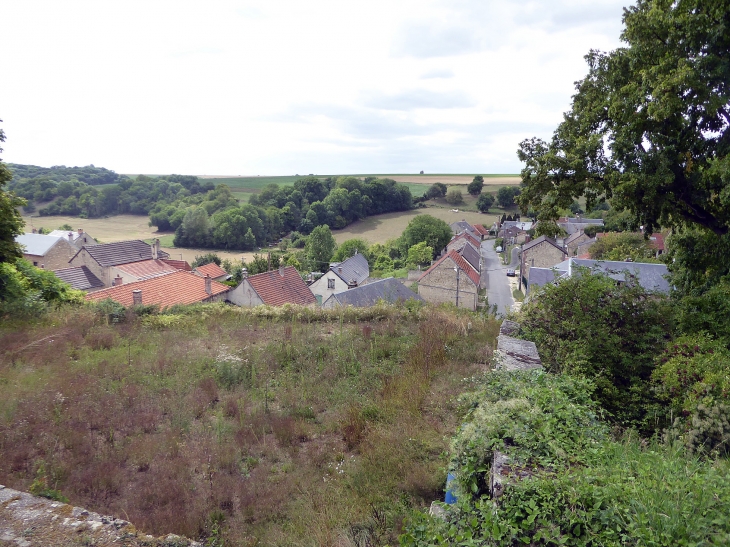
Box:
<box><xmin>53</xmin><ymin>266</ymin><xmax>105</xmax><ymax>291</ymax></box>
<box><xmin>324</xmin><ymin>277</ymin><xmax>423</xmax><ymax>308</ymax></box>
<box><xmin>527</xmin><ymin>267</ymin><xmax>568</xmax><ymax>293</ymax></box>
<box><xmin>502</xmin><ymin>221</ymin><xmax>533</xmax><ymax>231</ymax></box>
<box><xmin>522</xmin><ymin>235</ymin><xmax>565</xmax><ymax>254</ymax></box>
<box><xmin>565</xmin><ymin>230</ymin><xmax>589</xmax><ymax>245</ymax></box>
<box><xmin>563</xmin><ymin>217</ymin><xmax>604</xmax><ymax>224</ymax></box>
<box><xmin>553</xmin><ymin>258</ymin><xmax>670</xmax><ymax>294</ymax></box>
<box><xmin>459</xmin><ymin>242</ymin><xmax>481</xmax><ymax>272</ymax></box>
<box><xmin>75</xmin><ymin>240</ymin><xmax>169</xmax><ymax>267</ymax></box>
<box><xmin>330</xmin><ymin>252</ymin><xmax>369</xmax><ymax>285</ymax></box>
<box><xmin>16</xmin><ymin>233</ymin><xmax>64</xmax><ymax>256</ymax></box>
<box><xmin>451</xmin><ymin>221</ymin><xmax>476</xmax><ymax>234</ymax></box>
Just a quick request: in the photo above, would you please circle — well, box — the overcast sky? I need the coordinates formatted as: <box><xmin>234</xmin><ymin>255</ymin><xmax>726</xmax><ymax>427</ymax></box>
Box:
<box><xmin>1</xmin><ymin>0</ymin><xmax>629</xmax><ymax>176</ymax></box>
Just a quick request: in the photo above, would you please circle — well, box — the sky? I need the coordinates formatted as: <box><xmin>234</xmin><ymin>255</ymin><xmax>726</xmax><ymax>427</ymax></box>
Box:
<box><xmin>1</xmin><ymin>0</ymin><xmax>629</xmax><ymax>176</ymax></box>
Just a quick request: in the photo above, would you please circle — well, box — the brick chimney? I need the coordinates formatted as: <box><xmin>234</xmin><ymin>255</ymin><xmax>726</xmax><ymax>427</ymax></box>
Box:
<box><xmin>113</xmin><ymin>275</ymin><xmax>123</xmax><ymax>286</ymax></box>
<box><xmin>68</xmin><ymin>232</ymin><xmax>74</xmax><ymax>243</ymax></box>
<box><xmin>78</xmin><ymin>228</ymin><xmax>84</xmax><ymax>234</ymax></box>
<box><xmin>132</xmin><ymin>289</ymin><xmax>142</xmax><ymax>305</ymax></box>
<box><xmin>279</xmin><ymin>265</ymin><xmax>285</xmax><ymax>277</ymax></box>
<box><xmin>242</xmin><ymin>268</ymin><xmax>248</xmax><ymax>279</ymax></box>
<box><xmin>205</xmin><ymin>274</ymin><xmax>212</xmax><ymax>295</ymax></box>
<box><xmin>152</xmin><ymin>238</ymin><xmax>160</xmax><ymax>260</ymax></box>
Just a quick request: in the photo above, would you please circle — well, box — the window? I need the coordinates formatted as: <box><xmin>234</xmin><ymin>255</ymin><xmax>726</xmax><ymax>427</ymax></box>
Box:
<box><xmin>33</xmin><ymin>261</ymin><xmax>38</xmax><ymax>266</ymax></box>
<box><xmin>327</xmin><ymin>278</ymin><xmax>335</xmax><ymax>289</ymax></box>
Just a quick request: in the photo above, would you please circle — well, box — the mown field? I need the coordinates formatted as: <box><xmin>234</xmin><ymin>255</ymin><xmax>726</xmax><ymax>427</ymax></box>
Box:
<box><xmin>0</xmin><ymin>304</ymin><xmax>499</xmax><ymax>546</ymax></box>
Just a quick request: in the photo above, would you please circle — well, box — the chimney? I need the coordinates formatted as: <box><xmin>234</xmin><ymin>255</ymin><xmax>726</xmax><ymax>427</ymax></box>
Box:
<box><xmin>205</xmin><ymin>274</ymin><xmax>212</xmax><ymax>295</ymax></box>
<box><xmin>68</xmin><ymin>232</ymin><xmax>74</xmax><ymax>243</ymax></box>
<box><xmin>32</xmin><ymin>228</ymin><xmax>37</xmax><ymax>234</ymax></box>
<box><xmin>242</xmin><ymin>268</ymin><xmax>248</xmax><ymax>279</ymax></box>
<box><xmin>78</xmin><ymin>228</ymin><xmax>84</xmax><ymax>234</ymax></box>
<box><xmin>338</xmin><ymin>267</ymin><xmax>343</xmax><ymax>274</ymax></box>
<box><xmin>114</xmin><ymin>275</ymin><xmax>123</xmax><ymax>286</ymax></box>
<box><xmin>132</xmin><ymin>289</ymin><xmax>142</xmax><ymax>306</ymax></box>
<box><xmin>152</xmin><ymin>238</ymin><xmax>160</xmax><ymax>260</ymax></box>
<box><xmin>279</xmin><ymin>265</ymin><xmax>285</xmax><ymax>277</ymax></box>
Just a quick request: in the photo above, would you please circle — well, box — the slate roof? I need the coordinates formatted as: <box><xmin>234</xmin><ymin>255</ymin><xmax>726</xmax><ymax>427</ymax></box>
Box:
<box><xmin>449</xmin><ymin>231</ymin><xmax>481</xmax><ymax>249</ymax></box>
<box><xmin>502</xmin><ymin>221</ymin><xmax>533</xmax><ymax>231</ymax></box>
<box><xmin>451</xmin><ymin>220</ymin><xmax>476</xmax><ymax>234</ymax></box>
<box><xmin>559</xmin><ymin>217</ymin><xmax>605</xmax><ymax>225</ymax></box>
<box><xmin>330</xmin><ymin>252</ymin><xmax>369</xmax><ymax>285</ymax></box>
<box><xmin>195</xmin><ymin>262</ymin><xmax>229</xmax><ymax>279</ymax></box>
<box><xmin>565</xmin><ymin>230</ymin><xmax>588</xmax><ymax>245</ymax></box>
<box><xmin>75</xmin><ymin>240</ymin><xmax>169</xmax><ymax>267</ymax></box>
<box><xmin>526</xmin><ymin>267</ymin><xmax>568</xmax><ymax>293</ymax></box>
<box><xmin>16</xmin><ymin>233</ymin><xmax>64</xmax><ymax>256</ymax></box>
<box><xmin>324</xmin><ymin>277</ymin><xmax>424</xmax><ymax>308</ymax></box>
<box><xmin>86</xmin><ymin>271</ymin><xmax>229</xmax><ymax>307</ymax></box>
<box><xmin>244</xmin><ymin>266</ymin><xmax>316</xmax><ymax>306</ymax></box>
<box><xmin>552</xmin><ymin>258</ymin><xmax>670</xmax><ymax>294</ymax></box>
<box><xmin>522</xmin><ymin>235</ymin><xmax>565</xmax><ymax>254</ymax></box>
<box><xmin>161</xmin><ymin>259</ymin><xmax>192</xmax><ymax>271</ymax></box>
<box><xmin>459</xmin><ymin>242</ymin><xmax>481</xmax><ymax>272</ymax></box>
<box><xmin>53</xmin><ymin>266</ymin><xmax>105</xmax><ymax>291</ymax></box>
<box><xmin>419</xmin><ymin>249</ymin><xmax>480</xmax><ymax>286</ymax></box>
<box><xmin>114</xmin><ymin>259</ymin><xmax>179</xmax><ymax>281</ymax></box>
<box><xmin>47</xmin><ymin>230</ymin><xmax>94</xmax><ymax>245</ymax></box>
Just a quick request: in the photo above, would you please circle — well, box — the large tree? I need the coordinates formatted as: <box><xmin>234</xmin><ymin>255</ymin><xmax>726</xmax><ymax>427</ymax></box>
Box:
<box><xmin>400</xmin><ymin>215</ymin><xmax>453</xmax><ymax>258</ymax></box>
<box><xmin>516</xmin><ymin>0</ymin><xmax>730</xmax><ymax>290</ymax></box>
<box><xmin>305</xmin><ymin>224</ymin><xmax>336</xmax><ymax>271</ymax></box>
<box><xmin>0</xmin><ymin>120</ymin><xmax>25</xmax><ymax>265</ymax></box>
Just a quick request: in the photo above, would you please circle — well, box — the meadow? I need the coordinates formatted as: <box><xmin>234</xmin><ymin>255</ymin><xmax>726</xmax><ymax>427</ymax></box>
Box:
<box><xmin>0</xmin><ymin>303</ymin><xmax>500</xmax><ymax>546</ymax></box>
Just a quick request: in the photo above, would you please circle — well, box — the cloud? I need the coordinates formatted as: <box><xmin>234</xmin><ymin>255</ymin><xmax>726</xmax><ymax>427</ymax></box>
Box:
<box><xmin>392</xmin><ymin>24</ymin><xmax>484</xmax><ymax>58</ymax></box>
<box><xmin>421</xmin><ymin>68</ymin><xmax>455</xmax><ymax>79</ymax></box>
<box><xmin>364</xmin><ymin>89</ymin><xmax>476</xmax><ymax>110</ymax></box>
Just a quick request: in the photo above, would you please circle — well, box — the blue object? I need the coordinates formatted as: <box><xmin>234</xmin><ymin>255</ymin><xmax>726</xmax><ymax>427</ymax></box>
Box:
<box><xmin>445</xmin><ymin>473</ymin><xmax>457</xmax><ymax>504</ymax></box>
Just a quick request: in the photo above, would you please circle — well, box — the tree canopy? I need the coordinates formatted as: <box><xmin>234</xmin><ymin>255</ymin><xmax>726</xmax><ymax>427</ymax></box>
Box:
<box><xmin>0</xmin><ymin>121</ymin><xmax>26</xmax><ymax>266</ymax></box>
<box><xmin>467</xmin><ymin>175</ymin><xmax>484</xmax><ymax>196</ymax></box>
<box><xmin>401</xmin><ymin>215</ymin><xmax>453</xmax><ymax>259</ymax></box>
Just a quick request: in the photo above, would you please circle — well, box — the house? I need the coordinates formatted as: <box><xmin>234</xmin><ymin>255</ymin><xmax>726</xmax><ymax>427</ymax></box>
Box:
<box><xmin>53</xmin><ymin>266</ymin><xmax>105</xmax><ymax>292</ymax></box>
<box><xmin>227</xmin><ymin>266</ymin><xmax>316</xmax><ymax>307</ymax></box>
<box><xmin>446</xmin><ymin>231</ymin><xmax>481</xmax><ymax>253</ymax></box>
<box><xmin>47</xmin><ymin>228</ymin><xmax>97</xmax><ymax>249</ymax></box>
<box><xmin>68</xmin><ymin>239</ymin><xmax>170</xmax><ymax>287</ymax></box>
<box><xmin>15</xmin><ymin>233</ymin><xmax>78</xmax><ymax>270</ymax></box>
<box><xmin>194</xmin><ymin>262</ymin><xmax>230</xmax><ymax>282</ymax></box>
<box><xmin>459</xmin><ymin>242</ymin><xmax>482</xmax><ymax>280</ymax></box>
<box><xmin>111</xmin><ymin>259</ymin><xmax>180</xmax><ymax>284</ymax></box>
<box><xmin>540</xmin><ymin>258</ymin><xmax>670</xmax><ymax>294</ymax></box>
<box><xmin>309</xmin><ymin>252</ymin><xmax>370</xmax><ymax>304</ymax></box>
<box><xmin>473</xmin><ymin>224</ymin><xmax>489</xmax><ymax>240</ymax></box>
<box><xmin>322</xmin><ymin>277</ymin><xmax>424</xmax><ymax>309</ymax></box>
<box><xmin>86</xmin><ymin>270</ymin><xmax>229</xmax><ymax>307</ymax></box>
<box><xmin>450</xmin><ymin>220</ymin><xmax>477</xmax><ymax>237</ymax></box>
<box><xmin>161</xmin><ymin>259</ymin><xmax>192</xmax><ymax>271</ymax></box>
<box><xmin>520</xmin><ymin>235</ymin><xmax>567</xmax><ymax>285</ymax></box>
<box><xmin>648</xmin><ymin>233</ymin><xmax>665</xmax><ymax>257</ymax></box>
<box><xmin>565</xmin><ymin>231</ymin><xmax>592</xmax><ymax>256</ymax></box>
<box><xmin>557</xmin><ymin>217</ymin><xmax>604</xmax><ymax>235</ymax></box>
<box><xmin>501</xmin><ymin>220</ymin><xmax>533</xmax><ymax>232</ymax></box>
<box><xmin>417</xmin><ymin>249</ymin><xmax>481</xmax><ymax>310</ymax></box>
<box><xmin>525</xmin><ymin>266</ymin><xmax>569</xmax><ymax>295</ymax></box>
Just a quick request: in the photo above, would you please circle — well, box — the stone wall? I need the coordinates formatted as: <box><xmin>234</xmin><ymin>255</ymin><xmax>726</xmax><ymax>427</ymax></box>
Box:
<box><xmin>69</xmin><ymin>248</ymin><xmax>108</xmax><ymax>286</ymax></box>
<box><xmin>24</xmin><ymin>240</ymin><xmax>77</xmax><ymax>271</ymax></box>
<box><xmin>418</xmin><ymin>257</ymin><xmax>478</xmax><ymax>310</ymax></box>
<box><xmin>521</xmin><ymin>241</ymin><xmax>565</xmax><ymax>282</ymax></box>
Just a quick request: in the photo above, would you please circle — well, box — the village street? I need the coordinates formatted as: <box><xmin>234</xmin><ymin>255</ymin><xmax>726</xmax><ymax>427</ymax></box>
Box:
<box><xmin>480</xmin><ymin>240</ymin><xmax>515</xmax><ymax>316</ymax></box>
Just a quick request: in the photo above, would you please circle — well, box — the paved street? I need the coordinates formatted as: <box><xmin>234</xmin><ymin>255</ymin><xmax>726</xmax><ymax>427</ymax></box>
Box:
<box><xmin>481</xmin><ymin>240</ymin><xmax>515</xmax><ymax>316</ymax></box>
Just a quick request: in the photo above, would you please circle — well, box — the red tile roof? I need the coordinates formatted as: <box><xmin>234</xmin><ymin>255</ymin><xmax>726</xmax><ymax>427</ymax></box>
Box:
<box><xmin>246</xmin><ymin>266</ymin><xmax>316</xmax><ymax>306</ymax></box>
<box><xmin>449</xmin><ymin>231</ymin><xmax>481</xmax><ymax>249</ymax></box>
<box><xmin>86</xmin><ymin>271</ymin><xmax>229</xmax><ymax>308</ymax></box>
<box><xmin>473</xmin><ymin>224</ymin><xmax>489</xmax><ymax>236</ymax></box>
<box><xmin>195</xmin><ymin>262</ymin><xmax>229</xmax><ymax>279</ymax></box>
<box><xmin>418</xmin><ymin>249</ymin><xmax>481</xmax><ymax>286</ymax></box>
<box><xmin>162</xmin><ymin>259</ymin><xmax>192</xmax><ymax>271</ymax></box>
<box><xmin>648</xmin><ymin>233</ymin><xmax>665</xmax><ymax>251</ymax></box>
<box><xmin>114</xmin><ymin>259</ymin><xmax>178</xmax><ymax>280</ymax></box>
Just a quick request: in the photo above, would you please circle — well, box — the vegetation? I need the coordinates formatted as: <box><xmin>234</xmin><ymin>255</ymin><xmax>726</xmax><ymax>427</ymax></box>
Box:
<box><xmin>476</xmin><ymin>192</ymin><xmax>495</xmax><ymax>213</ymax></box>
<box><xmin>496</xmin><ymin>186</ymin><xmax>520</xmax><ymax>208</ymax></box>
<box><xmin>0</xmin><ymin>122</ymin><xmax>25</xmax><ymax>265</ymax></box>
<box><xmin>587</xmin><ymin>232</ymin><xmax>660</xmax><ymax>262</ymax></box>
<box><xmin>445</xmin><ymin>188</ymin><xmax>464</xmax><ymax>205</ymax></box>
<box><xmin>467</xmin><ymin>176</ymin><xmax>484</xmax><ymax>196</ymax></box>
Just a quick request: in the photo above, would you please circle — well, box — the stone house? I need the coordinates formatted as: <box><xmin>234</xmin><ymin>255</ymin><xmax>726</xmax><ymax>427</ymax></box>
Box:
<box><xmin>450</xmin><ymin>220</ymin><xmax>477</xmax><ymax>237</ymax></box>
<box><xmin>520</xmin><ymin>236</ymin><xmax>566</xmax><ymax>284</ymax></box>
<box><xmin>227</xmin><ymin>266</ymin><xmax>316</xmax><ymax>307</ymax></box>
<box><xmin>47</xmin><ymin>228</ymin><xmax>97</xmax><ymax>249</ymax></box>
<box><xmin>194</xmin><ymin>262</ymin><xmax>230</xmax><ymax>282</ymax></box>
<box><xmin>53</xmin><ymin>266</ymin><xmax>105</xmax><ymax>292</ymax></box>
<box><xmin>309</xmin><ymin>252</ymin><xmax>369</xmax><ymax>305</ymax></box>
<box><xmin>473</xmin><ymin>224</ymin><xmax>489</xmax><ymax>240</ymax></box>
<box><xmin>446</xmin><ymin>232</ymin><xmax>481</xmax><ymax>254</ymax></box>
<box><xmin>565</xmin><ymin>231</ymin><xmax>591</xmax><ymax>256</ymax></box>
<box><xmin>15</xmin><ymin>233</ymin><xmax>78</xmax><ymax>270</ymax></box>
<box><xmin>86</xmin><ymin>270</ymin><xmax>229</xmax><ymax>308</ymax></box>
<box><xmin>68</xmin><ymin>239</ymin><xmax>169</xmax><ymax>287</ymax></box>
<box><xmin>417</xmin><ymin>249</ymin><xmax>481</xmax><ymax>311</ymax></box>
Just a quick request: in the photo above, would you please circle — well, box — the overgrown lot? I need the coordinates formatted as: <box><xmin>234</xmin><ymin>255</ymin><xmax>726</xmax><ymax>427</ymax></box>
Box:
<box><xmin>0</xmin><ymin>303</ymin><xmax>499</xmax><ymax>546</ymax></box>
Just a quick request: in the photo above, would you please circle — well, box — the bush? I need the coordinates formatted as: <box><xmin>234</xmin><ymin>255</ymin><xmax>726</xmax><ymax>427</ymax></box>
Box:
<box><xmin>445</xmin><ymin>188</ymin><xmax>464</xmax><ymax>205</ymax></box>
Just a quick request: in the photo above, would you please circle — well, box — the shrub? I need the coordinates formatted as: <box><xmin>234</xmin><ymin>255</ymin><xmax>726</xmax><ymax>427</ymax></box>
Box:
<box><xmin>445</xmin><ymin>188</ymin><xmax>463</xmax><ymax>205</ymax></box>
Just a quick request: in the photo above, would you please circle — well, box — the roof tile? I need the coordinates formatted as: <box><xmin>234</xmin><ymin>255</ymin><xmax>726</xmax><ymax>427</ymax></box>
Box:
<box><xmin>419</xmin><ymin>249</ymin><xmax>480</xmax><ymax>286</ymax></box>
<box><xmin>195</xmin><ymin>262</ymin><xmax>229</xmax><ymax>279</ymax></box>
<box><xmin>76</xmin><ymin>240</ymin><xmax>169</xmax><ymax>267</ymax></box>
<box><xmin>53</xmin><ymin>266</ymin><xmax>105</xmax><ymax>291</ymax></box>
<box><xmin>246</xmin><ymin>266</ymin><xmax>316</xmax><ymax>306</ymax></box>
<box><xmin>114</xmin><ymin>259</ymin><xmax>179</xmax><ymax>281</ymax></box>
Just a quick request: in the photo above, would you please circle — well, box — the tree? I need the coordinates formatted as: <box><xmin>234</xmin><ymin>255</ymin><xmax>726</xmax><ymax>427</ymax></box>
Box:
<box><xmin>401</xmin><ymin>215</ymin><xmax>452</xmax><ymax>259</ymax></box>
<box><xmin>425</xmin><ymin>183</ymin><xmax>447</xmax><ymax>199</ymax></box>
<box><xmin>476</xmin><ymin>193</ymin><xmax>495</xmax><ymax>213</ymax></box>
<box><xmin>192</xmin><ymin>253</ymin><xmax>222</xmax><ymax>268</ymax></box>
<box><xmin>406</xmin><ymin>242</ymin><xmax>433</xmax><ymax>267</ymax></box>
<box><xmin>331</xmin><ymin>238</ymin><xmax>370</xmax><ymax>263</ymax></box>
<box><xmin>516</xmin><ymin>0</ymin><xmax>730</xmax><ymax>292</ymax></box>
<box><xmin>497</xmin><ymin>186</ymin><xmax>520</xmax><ymax>208</ymax></box>
<box><xmin>467</xmin><ymin>175</ymin><xmax>484</xmax><ymax>196</ymax></box>
<box><xmin>588</xmin><ymin>232</ymin><xmax>658</xmax><ymax>262</ymax></box>
<box><xmin>445</xmin><ymin>188</ymin><xmax>464</xmax><ymax>205</ymax></box>
<box><xmin>305</xmin><ymin>225</ymin><xmax>336</xmax><ymax>271</ymax></box>
<box><xmin>0</xmin><ymin>120</ymin><xmax>26</xmax><ymax>266</ymax></box>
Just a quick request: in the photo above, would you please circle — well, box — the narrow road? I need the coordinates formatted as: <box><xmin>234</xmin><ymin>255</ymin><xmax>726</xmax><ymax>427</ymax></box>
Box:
<box><xmin>481</xmin><ymin>240</ymin><xmax>515</xmax><ymax>316</ymax></box>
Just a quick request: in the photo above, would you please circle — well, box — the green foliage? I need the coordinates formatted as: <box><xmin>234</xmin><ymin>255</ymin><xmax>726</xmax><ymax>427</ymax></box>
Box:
<box><xmin>520</xmin><ymin>271</ymin><xmax>673</xmax><ymax>427</ymax></box>
<box><xmin>29</xmin><ymin>462</ymin><xmax>69</xmax><ymax>503</ymax></box>
<box><xmin>305</xmin><ymin>225</ymin><xmax>336</xmax><ymax>271</ymax></box>
<box><xmin>445</xmin><ymin>188</ymin><xmax>463</xmax><ymax>205</ymax></box>
<box><xmin>675</xmin><ymin>278</ymin><xmax>730</xmax><ymax>342</ymax></box>
<box><xmin>406</xmin><ymin>242</ymin><xmax>433</xmax><ymax>268</ymax></box>
<box><xmin>588</xmin><ymin>231</ymin><xmax>658</xmax><ymax>262</ymax></box>
<box><xmin>401</xmin><ymin>215</ymin><xmax>452</xmax><ymax>259</ymax></box>
<box><xmin>496</xmin><ymin>186</ymin><xmax>520</xmax><ymax>208</ymax></box>
<box><xmin>331</xmin><ymin>238</ymin><xmax>370</xmax><ymax>264</ymax></box>
<box><xmin>476</xmin><ymin>192</ymin><xmax>494</xmax><ymax>212</ymax></box>
<box><xmin>516</xmin><ymin>0</ymin><xmax>730</xmax><ymax>293</ymax></box>
<box><xmin>0</xmin><ymin>258</ymin><xmax>84</xmax><ymax>316</ymax></box>
<box><xmin>424</xmin><ymin>183</ymin><xmax>447</xmax><ymax>200</ymax></box>
<box><xmin>0</xmin><ymin>121</ymin><xmax>26</xmax><ymax>265</ymax></box>
<box><xmin>533</xmin><ymin>220</ymin><xmax>566</xmax><ymax>239</ymax></box>
<box><xmin>568</xmin><ymin>201</ymin><xmax>583</xmax><ymax>214</ymax></box>
<box><xmin>583</xmin><ymin>224</ymin><xmax>601</xmax><ymax>238</ymax></box>
<box><xmin>191</xmin><ymin>253</ymin><xmax>222</xmax><ymax>268</ymax></box>
<box><xmin>467</xmin><ymin>176</ymin><xmax>484</xmax><ymax>196</ymax></box>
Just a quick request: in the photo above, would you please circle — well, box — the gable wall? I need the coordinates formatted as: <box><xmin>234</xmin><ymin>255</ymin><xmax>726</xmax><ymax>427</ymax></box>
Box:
<box><xmin>226</xmin><ymin>280</ymin><xmax>265</xmax><ymax>307</ymax></box>
<box><xmin>25</xmin><ymin>240</ymin><xmax>77</xmax><ymax>271</ymax></box>
<box><xmin>417</xmin><ymin>258</ymin><xmax>478</xmax><ymax>311</ymax></box>
<box><xmin>69</xmin><ymin>249</ymin><xmax>107</xmax><ymax>286</ymax></box>
<box><xmin>522</xmin><ymin>242</ymin><xmax>566</xmax><ymax>281</ymax></box>
<box><xmin>309</xmin><ymin>273</ymin><xmax>349</xmax><ymax>303</ymax></box>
